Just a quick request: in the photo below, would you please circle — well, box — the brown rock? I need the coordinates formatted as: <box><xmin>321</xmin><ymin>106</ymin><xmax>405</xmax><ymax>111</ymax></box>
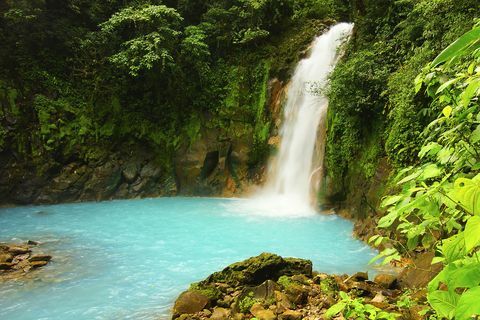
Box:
<box><xmin>250</xmin><ymin>303</ymin><xmax>276</xmax><ymax>320</ymax></box>
<box><xmin>374</xmin><ymin>274</ymin><xmax>398</xmax><ymax>289</ymax></box>
<box><xmin>275</xmin><ymin>291</ymin><xmax>294</xmax><ymax>313</ymax></box>
<box><xmin>173</xmin><ymin>291</ymin><xmax>210</xmax><ymax>317</ymax></box>
<box><xmin>371</xmin><ymin>292</ymin><xmax>385</xmax><ymax>303</ymax></box>
<box><xmin>0</xmin><ymin>252</ymin><xmax>13</xmax><ymax>263</ymax></box>
<box><xmin>279</xmin><ymin>309</ymin><xmax>303</xmax><ymax>320</ymax></box>
<box><xmin>240</xmin><ymin>280</ymin><xmax>280</xmax><ymax>303</ymax></box>
<box><xmin>8</xmin><ymin>246</ymin><xmax>31</xmax><ymax>255</ymax></box>
<box><xmin>250</xmin><ymin>303</ymin><xmax>265</xmax><ymax>316</ymax></box>
<box><xmin>210</xmin><ymin>307</ymin><xmax>230</xmax><ymax>320</ymax></box>
<box><xmin>0</xmin><ymin>262</ymin><xmax>13</xmax><ymax>270</ymax></box>
<box><xmin>399</xmin><ymin>252</ymin><xmax>443</xmax><ymax>289</ymax></box>
<box><xmin>351</xmin><ymin>272</ymin><xmax>369</xmax><ymax>282</ymax></box>
<box><xmin>30</xmin><ymin>260</ymin><xmax>48</xmax><ymax>268</ymax></box>
<box><xmin>29</xmin><ymin>254</ymin><xmax>52</xmax><ymax>262</ymax></box>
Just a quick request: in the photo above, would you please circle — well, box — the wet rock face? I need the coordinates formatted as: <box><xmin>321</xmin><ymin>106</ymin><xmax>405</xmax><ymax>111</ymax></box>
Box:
<box><xmin>0</xmin><ymin>147</ymin><xmax>178</xmax><ymax>205</ymax></box>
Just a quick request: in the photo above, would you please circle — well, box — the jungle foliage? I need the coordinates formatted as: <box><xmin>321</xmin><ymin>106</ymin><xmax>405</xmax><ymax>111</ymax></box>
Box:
<box><xmin>0</xmin><ymin>0</ymin><xmax>349</xmax><ymax>171</ymax></box>
<box><xmin>325</xmin><ymin>0</ymin><xmax>480</xmax><ymax>200</ymax></box>
<box><xmin>371</xmin><ymin>23</ymin><xmax>480</xmax><ymax>320</ymax></box>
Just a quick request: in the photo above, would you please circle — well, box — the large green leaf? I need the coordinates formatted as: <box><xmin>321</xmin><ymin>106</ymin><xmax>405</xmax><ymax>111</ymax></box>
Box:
<box><xmin>447</xmin><ymin>262</ymin><xmax>480</xmax><ymax>289</ymax></box>
<box><xmin>420</xmin><ymin>164</ymin><xmax>443</xmax><ymax>180</ymax></box>
<box><xmin>432</xmin><ymin>27</ymin><xmax>480</xmax><ymax>66</ymax></box>
<box><xmin>455</xmin><ymin>286</ymin><xmax>480</xmax><ymax>320</ymax></box>
<box><xmin>442</xmin><ymin>233</ymin><xmax>466</xmax><ymax>264</ymax></box>
<box><xmin>325</xmin><ymin>301</ymin><xmax>346</xmax><ymax>318</ymax></box>
<box><xmin>427</xmin><ymin>290</ymin><xmax>460</xmax><ymax>319</ymax></box>
<box><xmin>452</xmin><ymin>175</ymin><xmax>480</xmax><ymax>215</ymax></box>
<box><xmin>460</xmin><ymin>78</ymin><xmax>480</xmax><ymax>107</ymax></box>
<box><xmin>464</xmin><ymin>216</ymin><xmax>480</xmax><ymax>252</ymax></box>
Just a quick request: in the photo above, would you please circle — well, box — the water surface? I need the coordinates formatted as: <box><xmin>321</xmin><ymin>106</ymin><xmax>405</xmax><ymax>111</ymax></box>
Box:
<box><xmin>0</xmin><ymin>197</ymin><xmax>376</xmax><ymax>319</ymax></box>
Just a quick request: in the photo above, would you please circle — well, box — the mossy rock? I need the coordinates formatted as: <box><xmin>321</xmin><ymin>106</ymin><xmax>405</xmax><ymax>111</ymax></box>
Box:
<box><xmin>201</xmin><ymin>253</ymin><xmax>312</xmax><ymax>287</ymax></box>
<box><xmin>189</xmin><ymin>282</ymin><xmax>222</xmax><ymax>301</ymax></box>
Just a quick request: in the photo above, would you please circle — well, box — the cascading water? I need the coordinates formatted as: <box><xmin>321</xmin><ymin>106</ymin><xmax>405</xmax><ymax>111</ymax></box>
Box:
<box><xmin>242</xmin><ymin>23</ymin><xmax>353</xmax><ymax>217</ymax></box>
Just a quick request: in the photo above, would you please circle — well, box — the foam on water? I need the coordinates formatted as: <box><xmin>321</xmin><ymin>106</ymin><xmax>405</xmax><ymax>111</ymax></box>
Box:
<box><xmin>0</xmin><ymin>197</ymin><xmax>376</xmax><ymax>320</ymax></box>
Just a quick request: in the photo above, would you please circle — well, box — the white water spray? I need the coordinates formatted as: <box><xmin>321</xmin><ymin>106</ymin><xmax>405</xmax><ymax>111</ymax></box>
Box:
<box><xmin>239</xmin><ymin>23</ymin><xmax>353</xmax><ymax>217</ymax></box>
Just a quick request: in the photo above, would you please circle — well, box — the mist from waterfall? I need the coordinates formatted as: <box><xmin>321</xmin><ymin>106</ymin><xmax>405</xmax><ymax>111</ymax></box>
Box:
<box><xmin>243</xmin><ymin>23</ymin><xmax>354</xmax><ymax>217</ymax></box>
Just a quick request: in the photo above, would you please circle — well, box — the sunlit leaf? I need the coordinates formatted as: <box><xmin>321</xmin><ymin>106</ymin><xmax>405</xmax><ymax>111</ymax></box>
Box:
<box><xmin>442</xmin><ymin>106</ymin><xmax>453</xmax><ymax>118</ymax></box>
<box><xmin>455</xmin><ymin>286</ymin><xmax>480</xmax><ymax>320</ymax></box>
<box><xmin>464</xmin><ymin>216</ymin><xmax>480</xmax><ymax>252</ymax></box>
<box><xmin>432</xmin><ymin>27</ymin><xmax>480</xmax><ymax>66</ymax></box>
<box><xmin>427</xmin><ymin>290</ymin><xmax>460</xmax><ymax>319</ymax></box>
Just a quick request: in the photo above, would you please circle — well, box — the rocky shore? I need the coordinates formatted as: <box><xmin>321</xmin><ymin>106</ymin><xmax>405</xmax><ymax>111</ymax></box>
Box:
<box><xmin>172</xmin><ymin>253</ymin><xmax>437</xmax><ymax>320</ymax></box>
<box><xmin>0</xmin><ymin>241</ymin><xmax>52</xmax><ymax>280</ymax></box>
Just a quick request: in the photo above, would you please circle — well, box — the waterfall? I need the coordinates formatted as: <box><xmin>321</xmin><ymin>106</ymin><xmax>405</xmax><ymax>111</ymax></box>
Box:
<box><xmin>241</xmin><ymin>23</ymin><xmax>353</xmax><ymax>217</ymax></box>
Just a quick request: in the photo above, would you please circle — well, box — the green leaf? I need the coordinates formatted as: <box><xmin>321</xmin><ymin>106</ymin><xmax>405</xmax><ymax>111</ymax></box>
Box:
<box><xmin>420</xmin><ymin>164</ymin><xmax>443</xmax><ymax>180</ymax></box>
<box><xmin>325</xmin><ymin>301</ymin><xmax>346</xmax><ymax>318</ymax></box>
<box><xmin>471</xmin><ymin>125</ymin><xmax>480</xmax><ymax>143</ymax></box>
<box><xmin>432</xmin><ymin>27</ymin><xmax>480</xmax><ymax>66</ymax></box>
<box><xmin>447</xmin><ymin>262</ymin><xmax>480</xmax><ymax>290</ymax></box>
<box><xmin>397</xmin><ymin>170</ymin><xmax>422</xmax><ymax>185</ymax></box>
<box><xmin>436</xmin><ymin>78</ymin><xmax>460</xmax><ymax>94</ymax></box>
<box><xmin>464</xmin><ymin>216</ymin><xmax>480</xmax><ymax>252</ymax></box>
<box><xmin>442</xmin><ymin>106</ymin><xmax>453</xmax><ymax>118</ymax></box>
<box><xmin>427</xmin><ymin>290</ymin><xmax>460</xmax><ymax>319</ymax></box>
<box><xmin>460</xmin><ymin>78</ymin><xmax>480</xmax><ymax>107</ymax></box>
<box><xmin>442</xmin><ymin>233</ymin><xmax>466</xmax><ymax>264</ymax></box>
<box><xmin>378</xmin><ymin>211</ymin><xmax>399</xmax><ymax>228</ymax></box>
<box><xmin>455</xmin><ymin>286</ymin><xmax>480</xmax><ymax>320</ymax></box>
<box><xmin>381</xmin><ymin>195</ymin><xmax>403</xmax><ymax>207</ymax></box>
<box><xmin>452</xmin><ymin>175</ymin><xmax>480</xmax><ymax>215</ymax></box>
<box><xmin>419</xmin><ymin>142</ymin><xmax>442</xmax><ymax>159</ymax></box>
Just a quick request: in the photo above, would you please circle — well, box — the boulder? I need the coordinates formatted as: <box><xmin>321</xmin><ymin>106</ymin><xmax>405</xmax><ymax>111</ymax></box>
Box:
<box><xmin>251</xmin><ymin>303</ymin><xmax>276</xmax><ymax>320</ymax></box>
<box><xmin>30</xmin><ymin>260</ymin><xmax>48</xmax><ymax>268</ymax></box>
<box><xmin>173</xmin><ymin>291</ymin><xmax>210</xmax><ymax>318</ymax></box>
<box><xmin>29</xmin><ymin>254</ymin><xmax>52</xmax><ymax>262</ymax></box>
<box><xmin>241</xmin><ymin>280</ymin><xmax>280</xmax><ymax>301</ymax></box>
<box><xmin>398</xmin><ymin>252</ymin><xmax>443</xmax><ymax>289</ymax></box>
<box><xmin>210</xmin><ymin>307</ymin><xmax>230</xmax><ymax>320</ymax></box>
<box><xmin>279</xmin><ymin>310</ymin><xmax>303</xmax><ymax>320</ymax></box>
<box><xmin>374</xmin><ymin>274</ymin><xmax>398</xmax><ymax>289</ymax></box>
<box><xmin>203</xmin><ymin>253</ymin><xmax>312</xmax><ymax>287</ymax></box>
<box><xmin>7</xmin><ymin>245</ymin><xmax>30</xmax><ymax>255</ymax></box>
<box><xmin>0</xmin><ymin>262</ymin><xmax>13</xmax><ymax>270</ymax></box>
<box><xmin>275</xmin><ymin>291</ymin><xmax>294</xmax><ymax>313</ymax></box>
<box><xmin>0</xmin><ymin>252</ymin><xmax>13</xmax><ymax>263</ymax></box>
<box><xmin>351</xmin><ymin>272</ymin><xmax>369</xmax><ymax>282</ymax></box>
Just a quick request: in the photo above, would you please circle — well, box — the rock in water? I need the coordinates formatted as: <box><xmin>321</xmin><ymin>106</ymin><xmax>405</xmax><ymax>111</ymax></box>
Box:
<box><xmin>28</xmin><ymin>254</ymin><xmax>52</xmax><ymax>262</ymax></box>
<box><xmin>172</xmin><ymin>291</ymin><xmax>210</xmax><ymax>318</ymax></box>
<box><xmin>203</xmin><ymin>253</ymin><xmax>312</xmax><ymax>287</ymax></box>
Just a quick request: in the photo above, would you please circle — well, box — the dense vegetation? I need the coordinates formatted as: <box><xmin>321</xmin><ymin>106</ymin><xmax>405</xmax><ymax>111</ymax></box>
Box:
<box><xmin>0</xmin><ymin>0</ymin><xmax>348</xmax><ymax>176</ymax></box>
<box><xmin>2</xmin><ymin>0</ymin><xmax>480</xmax><ymax>318</ymax></box>
<box><xmin>325</xmin><ymin>0</ymin><xmax>480</xmax><ymax>210</ymax></box>
<box><xmin>323</xmin><ymin>1</ymin><xmax>480</xmax><ymax>318</ymax></box>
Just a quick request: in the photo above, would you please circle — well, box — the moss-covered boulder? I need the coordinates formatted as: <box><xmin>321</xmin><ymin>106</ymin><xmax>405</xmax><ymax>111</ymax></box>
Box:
<box><xmin>202</xmin><ymin>253</ymin><xmax>312</xmax><ymax>287</ymax></box>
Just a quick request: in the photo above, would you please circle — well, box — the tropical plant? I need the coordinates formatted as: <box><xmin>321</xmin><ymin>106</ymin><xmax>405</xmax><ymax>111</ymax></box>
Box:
<box><xmin>372</xmin><ymin>22</ymin><xmax>480</xmax><ymax>319</ymax></box>
<box><xmin>326</xmin><ymin>291</ymin><xmax>398</xmax><ymax>320</ymax></box>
